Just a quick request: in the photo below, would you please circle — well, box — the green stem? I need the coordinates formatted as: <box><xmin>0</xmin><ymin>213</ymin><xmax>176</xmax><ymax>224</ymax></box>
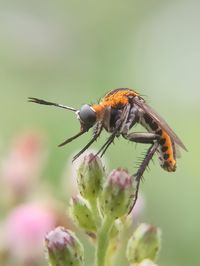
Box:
<box><xmin>95</xmin><ymin>215</ymin><xmax>114</xmax><ymax>266</ymax></box>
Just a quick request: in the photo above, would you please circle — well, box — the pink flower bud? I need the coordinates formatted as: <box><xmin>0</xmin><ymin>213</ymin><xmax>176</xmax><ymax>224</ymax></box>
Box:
<box><xmin>100</xmin><ymin>168</ymin><xmax>137</xmax><ymax>219</ymax></box>
<box><xmin>45</xmin><ymin>227</ymin><xmax>84</xmax><ymax>266</ymax></box>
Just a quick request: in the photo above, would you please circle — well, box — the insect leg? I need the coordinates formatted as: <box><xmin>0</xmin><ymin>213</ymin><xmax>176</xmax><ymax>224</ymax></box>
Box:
<box><xmin>129</xmin><ymin>141</ymin><xmax>159</xmax><ymax>213</ymax></box>
<box><xmin>134</xmin><ymin>141</ymin><xmax>159</xmax><ymax>180</ymax></box>
<box><xmin>96</xmin><ymin>133</ymin><xmax>116</xmax><ymax>157</ymax></box>
<box><xmin>72</xmin><ymin>122</ymin><xmax>103</xmax><ymax>161</ymax></box>
<box><xmin>122</xmin><ymin>132</ymin><xmax>160</xmax><ymax>144</ymax></box>
<box><xmin>123</xmin><ymin>132</ymin><xmax>160</xmax><ymax>212</ymax></box>
<box><xmin>58</xmin><ymin>130</ymin><xmax>87</xmax><ymax>147</ymax></box>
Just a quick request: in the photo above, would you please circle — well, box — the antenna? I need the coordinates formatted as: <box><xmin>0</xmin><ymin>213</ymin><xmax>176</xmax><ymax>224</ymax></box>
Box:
<box><xmin>28</xmin><ymin>97</ymin><xmax>77</xmax><ymax>112</ymax></box>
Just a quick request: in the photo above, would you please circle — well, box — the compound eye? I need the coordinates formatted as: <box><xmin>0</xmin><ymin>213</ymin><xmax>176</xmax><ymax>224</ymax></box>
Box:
<box><xmin>79</xmin><ymin>104</ymin><xmax>96</xmax><ymax>126</ymax></box>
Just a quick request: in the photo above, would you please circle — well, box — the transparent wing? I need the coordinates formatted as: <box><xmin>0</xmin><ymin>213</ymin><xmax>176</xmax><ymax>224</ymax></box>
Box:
<box><xmin>132</xmin><ymin>97</ymin><xmax>187</xmax><ymax>151</ymax></box>
<box><xmin>175</xmin><ymin>143</ymin><xmax>182</xmax><ymax>158</ymax></box>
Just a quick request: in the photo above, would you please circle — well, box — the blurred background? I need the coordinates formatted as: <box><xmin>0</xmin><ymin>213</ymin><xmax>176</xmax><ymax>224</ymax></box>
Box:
<box><xmin>0</xmin><ymin>0</ymin><xmax>199</xmax><ymax>265</ymax></box>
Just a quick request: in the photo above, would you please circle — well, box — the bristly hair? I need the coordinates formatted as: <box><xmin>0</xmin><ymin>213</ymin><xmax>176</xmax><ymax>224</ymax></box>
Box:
<box><xmin>134</xmin><ymin>147</ymin><xmax>155</xmax><ymax>181</ymax></box>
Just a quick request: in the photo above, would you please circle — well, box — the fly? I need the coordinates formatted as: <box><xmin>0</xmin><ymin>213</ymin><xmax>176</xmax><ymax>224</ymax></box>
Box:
<box><xmin>28</xmin><ymin>88</ymin><xmax>187</xmax><ymax>180</ymax></box>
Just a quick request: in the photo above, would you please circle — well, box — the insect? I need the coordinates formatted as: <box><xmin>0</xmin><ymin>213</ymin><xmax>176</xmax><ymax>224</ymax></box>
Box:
<box><xmin>28</xmin><ymin>88</ymin><xmax>187</xmax><ymax>180</ymax></box>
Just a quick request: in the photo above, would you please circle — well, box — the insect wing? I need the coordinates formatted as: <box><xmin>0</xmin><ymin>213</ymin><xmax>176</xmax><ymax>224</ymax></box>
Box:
<box><xmin>174</xmin><ymin>143</ymin><xmax>182</xmax><ymax>158</ymax></box>
<box><xmin>132</xmin><ymin>97</ymin><xmax>187</xmax><ymax>151</ymax></box>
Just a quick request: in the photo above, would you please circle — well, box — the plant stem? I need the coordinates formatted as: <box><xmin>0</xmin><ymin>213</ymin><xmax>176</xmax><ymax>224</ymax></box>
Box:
<box><xmin>95</xmin><ymin>215</ymin><xmax>114</xmax><ymax>266</ymax></box>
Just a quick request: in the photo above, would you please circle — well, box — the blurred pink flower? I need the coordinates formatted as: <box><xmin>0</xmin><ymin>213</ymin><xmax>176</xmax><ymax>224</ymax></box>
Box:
<box><xmin>5</xmin><ymin>202</ymin><xmax>58</xmax><ymax>265</ymax></box>
<box><xmin>0</xmin><ymin>131</ymin><xmax>46</xmax><ymax>202</ymax></box>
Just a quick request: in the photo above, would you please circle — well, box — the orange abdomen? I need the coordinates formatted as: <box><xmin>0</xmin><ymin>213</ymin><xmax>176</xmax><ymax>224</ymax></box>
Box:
<box><xmin>142</xmin><ymin>113</ymin><xmax>176</xmax><ymax>172</ymax></box>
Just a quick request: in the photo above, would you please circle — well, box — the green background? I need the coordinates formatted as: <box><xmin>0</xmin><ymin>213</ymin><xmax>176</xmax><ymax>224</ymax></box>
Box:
<box><xmin>0</xmin><ymin>1</ymin><xmax>199</xmax><ymax>265</ymax></box>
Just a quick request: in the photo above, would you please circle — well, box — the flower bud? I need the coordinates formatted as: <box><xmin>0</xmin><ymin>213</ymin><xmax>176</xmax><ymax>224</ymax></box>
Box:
<box><xmin>100</xmin><ymin>169</ymin><xmax>136</xmax><ymax>219</ymax></box>
<box><xmin>77</xmin><ymin>154</ymin><xmax>105</xmax><ymax>202</ymax></box>
<box><xmin>126</xmin><ymin>223</ymin><xmax>161</xmax><ymax>264</ymax></box>
<box><xmin>45</xmin><ymin>227</ymin><xmax>84</xmax><ymax>266</ymax></box>
<box><xmin>69</xmin><ymin>195</ymin><xmax>96</xmax><ymax>232</ymax></box>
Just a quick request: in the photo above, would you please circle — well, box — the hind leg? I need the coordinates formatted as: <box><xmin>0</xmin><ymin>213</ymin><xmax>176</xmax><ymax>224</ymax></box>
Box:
<box><xmin>122</xmin><ymin>132</ymin><xmax>160</xmax><ymax>144</ymax></box>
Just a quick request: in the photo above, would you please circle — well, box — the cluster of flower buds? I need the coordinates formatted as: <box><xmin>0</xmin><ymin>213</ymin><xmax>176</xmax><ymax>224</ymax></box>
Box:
<box><xmin>70</xmin><ymin>154</ymin><xmax>137</xmax><ymax>234</ymax></box>
<box><xmin>45</xmin><ymin>153</ymin><xmax>161</xmax><ymax>266</ymax></box>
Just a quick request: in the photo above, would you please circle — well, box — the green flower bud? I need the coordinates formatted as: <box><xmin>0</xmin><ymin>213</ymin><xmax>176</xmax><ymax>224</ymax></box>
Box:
<box><xmin>126</xmin><ymin>223</ymin><xmax>161</xmax><ymax>264</ymax></box>
<box><xmin>69</xmin><ymin>195</ymin><xmax>96</xmax><ymax>232</ymax></box>
<box><xmin>77</xmin><ymin>153</ymin><xmax>105</xmax><ymax>202</ymax></box>
<box><xmin>45</xmin><ymin>227</ymin><xmax>84</xmax><ymax>266</ymax></box>
<box><xmin>100</xmin><ymin>169</ymin><xmax>136</xmax><ymax>219</ymax></box>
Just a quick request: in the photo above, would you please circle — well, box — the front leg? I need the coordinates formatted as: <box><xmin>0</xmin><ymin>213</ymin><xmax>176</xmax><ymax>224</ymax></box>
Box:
<box><xmin>72</xmin><ymin>122</ymin><xmax>103</xmax><ymax>161</ymax></box>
